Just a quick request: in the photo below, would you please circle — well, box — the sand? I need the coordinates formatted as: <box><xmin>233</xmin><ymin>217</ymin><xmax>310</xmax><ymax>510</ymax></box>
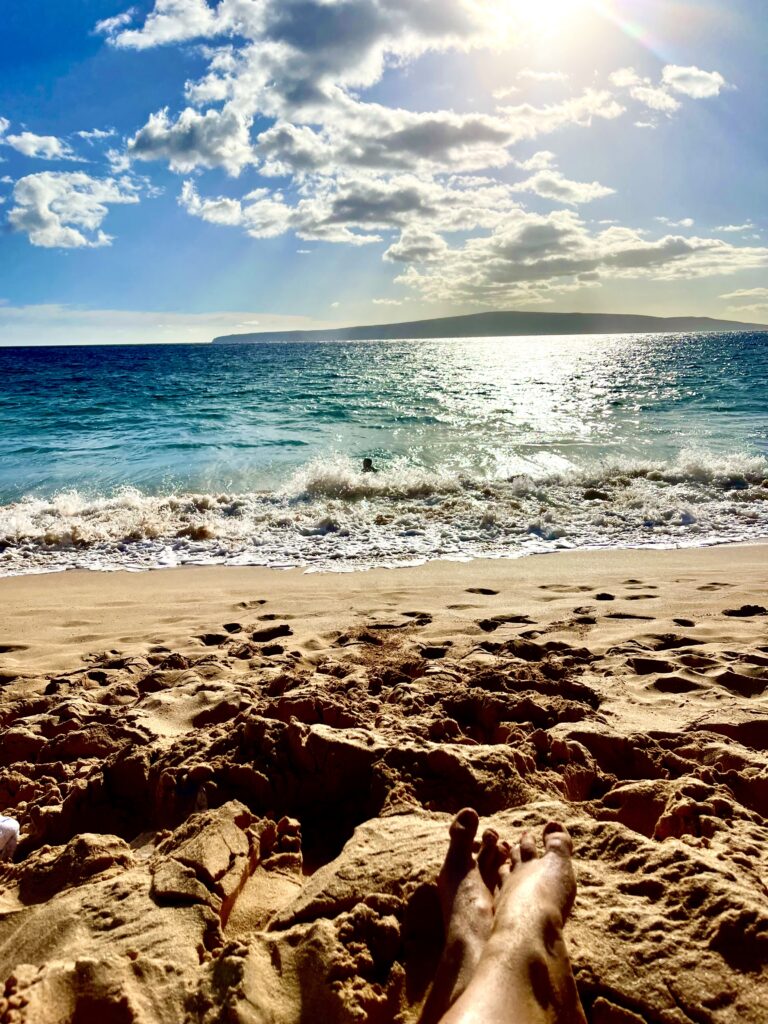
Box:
<box><xmin>0</xmin><ymin>544</ymin><xmax>767</xmax><ymax>1022</ymax></box>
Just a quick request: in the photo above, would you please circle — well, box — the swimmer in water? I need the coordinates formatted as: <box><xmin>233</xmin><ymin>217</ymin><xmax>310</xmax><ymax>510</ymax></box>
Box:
<box><xmin>362</xmin><ymin>458</ymin><xmax>378</xmax><ymax>473</ymax></box>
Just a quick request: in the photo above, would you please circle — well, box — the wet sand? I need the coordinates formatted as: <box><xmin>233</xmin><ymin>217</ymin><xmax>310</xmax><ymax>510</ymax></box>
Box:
<box><xmin>1</xmin><ymin>544</ymin><xmax>767</xmax><ymax>1021</ymax></box>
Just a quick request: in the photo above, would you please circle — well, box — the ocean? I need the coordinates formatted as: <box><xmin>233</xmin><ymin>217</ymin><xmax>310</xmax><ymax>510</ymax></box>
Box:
<box><xmin>1</xmin><ymin>332</ymin><xmax>767</xmax><ymax>576</ymax></box>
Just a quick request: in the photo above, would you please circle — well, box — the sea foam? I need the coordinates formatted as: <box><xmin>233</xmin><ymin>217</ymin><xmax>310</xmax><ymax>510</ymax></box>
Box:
<box><xmin>2</xmin><ymin>451</ymin><xmax>767</xmax><ymax>576</ymax></box>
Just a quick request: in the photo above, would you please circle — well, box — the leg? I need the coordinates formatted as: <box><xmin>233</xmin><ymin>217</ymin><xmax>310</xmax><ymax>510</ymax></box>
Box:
<box><xmin>438</xmin><ymin>819</ymin><xmax>587</xmax><ymax>1024</ymax></box>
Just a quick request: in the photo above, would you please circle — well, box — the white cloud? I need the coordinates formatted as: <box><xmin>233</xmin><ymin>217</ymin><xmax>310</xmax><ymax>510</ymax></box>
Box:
<box><xmin>517</xmin><ymin>69</ymin><xmax>569</xmax><ymax>83</ymax></box>
<box><xmin>656</xmin><ymin>216</ymin><xmax>694</xmax><ymax>228</ymax></box>
<box><xmin>720</xmin><ymin>287</ymin><xmax>768</xmax><ymax>300</ymax></box>
<box><xmin>2</xmin><ymin>129</ymin><xmax>79</xmax><ymax>161</ymax></box>
<box><xmin>77</xmin><ymin>128</ymin><xmax>117</xmax><ymax>141</ymax></box>
<box><xmin>609</xmin><ymin>64</ymin><xmax>727</xmax><ymax>116</ymax></box>
<box><xmin>516</xmin><ymin>151</ymin><xmax>556</xmax><ymax>171</ymax></box>
<box><xmin>180</xmin><ymin>173</ymin><xmax>526</xmax><ymax>247</ymax></box>
<box><xmin>372</xmin><ymin>298</ymin><xmax>403</xmax><ymax>306</ymax></box>
<box><xmin>629</xmin><ymin>85</ymin><xmax>680</xmax><ymax>113</ymax></box>
<box><xmin>84</xmin><ymin>1</ymin><xmax>756</xmax><ymax>311</ymax></box>
<box><xmin>94</xmin><ymin>8</ymin><xmax>138</xmax><ymax>37</ymax></box>
<box><xmin>8</xmin><ymin>172</ymin><xmax>140</xmax><ymax>248</ymax></box>
<box><xmin>662</xmin><ymin>65</ymin><xmax>727</xmax><ymax>99</ymax></box>
<box><xmin>179</xmin><ymin>179</ymin><xmax>292</xmax><ymax>238</ymax></box>
<box><xmin>392</xmin><ymin>211</ymin><xmax>768</xmax><ymax>306</ymax></box>
<box><xmin>715</xmin><ymin>222</ymin><xmax>756</xmax><ymax>233</ymax></box>
<box><xmin>512</xmin><ymin>169</ymin><xmax>615</xmax><ymax>205</ymax></box>
<box><xmin>127</xmin><ymin>106</ymin><xmax>255</xmax><ymax>174</ymax></box>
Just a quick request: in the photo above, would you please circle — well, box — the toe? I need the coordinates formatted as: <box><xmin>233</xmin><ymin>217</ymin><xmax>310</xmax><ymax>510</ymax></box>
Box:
<box><xmin>519</xmin><ymin>830</ymin><xmax>538</xmax><ymax>862</ymax></box>
<box><xmin>542</xmin><ymin>821</ymin><xmax>573</xmax><ymax>857</ymax></box>
<box><xmin>445</xmin><ymin>808</ymin><xmax>480</xmax><ymax>870</ymax></box>
<box><xmin>478</xmin><ymin>829</ymin><xmax>502</xmax><ymax>890</ymax></box>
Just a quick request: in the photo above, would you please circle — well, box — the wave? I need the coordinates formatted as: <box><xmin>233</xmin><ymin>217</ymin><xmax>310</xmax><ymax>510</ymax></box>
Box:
<box><xmin>1</xmin><ymin>451</ymin><xmax>767</xmax><ymax>576</ymax></box>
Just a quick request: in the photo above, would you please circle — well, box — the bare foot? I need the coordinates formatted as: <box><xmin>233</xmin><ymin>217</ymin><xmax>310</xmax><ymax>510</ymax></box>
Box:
<box><xmin>420</xmin><ymin>809</ymin><xmax>509</xmax><ymax>1023</ymax></box>
<box><xmin>437</xmin><ymin>819</ymin><xmax>587</xmax><ymax>1024</ymax></box>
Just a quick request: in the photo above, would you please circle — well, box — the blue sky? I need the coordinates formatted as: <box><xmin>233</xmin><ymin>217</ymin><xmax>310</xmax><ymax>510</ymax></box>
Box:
<box><xmin>1</xmin><ymin>0</ymin><xmax>766</xmax><ymax>344</ymax></box>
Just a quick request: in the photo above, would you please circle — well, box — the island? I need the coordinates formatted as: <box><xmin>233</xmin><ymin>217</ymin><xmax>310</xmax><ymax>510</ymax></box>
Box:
<box><xmin>212</xmin><ymin>309</ymin><xmax>768</xmax><ymax>344</ymax></box>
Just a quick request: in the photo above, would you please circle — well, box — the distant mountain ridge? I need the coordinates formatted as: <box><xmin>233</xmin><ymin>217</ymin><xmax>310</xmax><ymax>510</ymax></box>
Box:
<box><xmin>212</xmin><ymin>310</ymin><xmax>768</xmax><ymax>344</ymax></box>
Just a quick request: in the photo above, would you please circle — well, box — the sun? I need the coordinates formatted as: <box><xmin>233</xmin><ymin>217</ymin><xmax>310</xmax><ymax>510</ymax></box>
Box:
<box><xmin>519</xmin><ymin>0</ymin><xmax>593</xmax><ymax>33</ymax></box>
<box><xmin>488</xmin><ymin>0</ymin><xmax>598</xmax><ymax>40</ymax></box>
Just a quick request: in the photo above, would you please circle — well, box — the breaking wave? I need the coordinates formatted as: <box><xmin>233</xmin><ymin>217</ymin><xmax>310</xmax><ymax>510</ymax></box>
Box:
<box><xmin>2</xmin><ymin>451</ymin><xmax>768</xmax><ymax>576</ymax></box>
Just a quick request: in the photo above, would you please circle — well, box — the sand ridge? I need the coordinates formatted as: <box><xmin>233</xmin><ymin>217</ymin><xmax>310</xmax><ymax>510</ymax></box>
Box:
<box><xmin>0</xmin><ymin>545</ymin><xmax>767</xmax><ymax>1022</ymax></box>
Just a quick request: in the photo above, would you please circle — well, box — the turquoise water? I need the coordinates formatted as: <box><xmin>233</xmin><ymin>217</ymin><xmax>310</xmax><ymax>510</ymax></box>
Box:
<box><xmin>1</xmin><ymin>332</ymin><xmax>767</xmax><ymax>575</ymax></box>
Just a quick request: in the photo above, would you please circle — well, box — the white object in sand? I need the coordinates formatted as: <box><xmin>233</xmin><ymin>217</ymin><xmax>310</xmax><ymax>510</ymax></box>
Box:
<box><xmin>0</xmin><ymin>816</ymin><xmax>19</xmax><ymax>861</ymax></box>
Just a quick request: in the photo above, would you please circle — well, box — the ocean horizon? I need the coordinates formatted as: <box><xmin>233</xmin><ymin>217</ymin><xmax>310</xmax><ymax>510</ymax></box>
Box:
<box><xmin>2</xmin><ymin>330</ymin><xmax>767</xmax><ymax>577</ymax></box>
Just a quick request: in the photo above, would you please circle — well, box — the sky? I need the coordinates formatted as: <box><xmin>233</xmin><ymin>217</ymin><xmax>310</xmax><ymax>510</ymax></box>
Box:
<box><xmin>0</xmin><ymin>0</ymin><xmax>766</xmax><ymax>345</ymax></box>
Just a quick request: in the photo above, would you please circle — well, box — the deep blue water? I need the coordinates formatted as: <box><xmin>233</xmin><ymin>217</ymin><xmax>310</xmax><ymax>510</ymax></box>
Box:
<box><xmin>1</xmin><ymin>332</ymin><xmax>767</xmax><ymax>574</ymax></box>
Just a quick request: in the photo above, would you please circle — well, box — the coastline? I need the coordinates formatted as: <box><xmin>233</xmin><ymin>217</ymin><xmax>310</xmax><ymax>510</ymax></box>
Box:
<box><xmin>1</xmin><ymin>541</ymin><xmax>767</xmax><ymax>1021</ymax></box>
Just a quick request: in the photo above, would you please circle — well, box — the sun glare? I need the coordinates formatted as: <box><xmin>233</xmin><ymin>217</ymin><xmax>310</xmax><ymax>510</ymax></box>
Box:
<box><xmin>490</xmin><ymin>0</ymin><xmax>596</xmax><ymax>41</ymax></box>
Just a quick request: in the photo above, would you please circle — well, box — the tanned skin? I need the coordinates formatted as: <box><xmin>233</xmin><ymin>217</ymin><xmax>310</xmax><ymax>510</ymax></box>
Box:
<box><xmin>422</xmin><ymin>809</ymin><xmax>588</xmax><ymax>1024</ymax></box>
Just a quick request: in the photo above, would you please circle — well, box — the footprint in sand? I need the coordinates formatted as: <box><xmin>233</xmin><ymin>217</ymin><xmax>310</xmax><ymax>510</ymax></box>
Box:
<box><xmin>238</xmin><ymin>599</ymin><xmax>268</xmax><ymax>608</ymax></box>
<box><xmin>625</xmin><ymin>594</ymin><xmax>658</xmax><ymax>601</ymax></box>
<box><xmin>196</xmin><ymin>633</ymin><xmax>230</xmax><ymax>647</ymax></box>
<box><xmin>477</xmin><ymin>613</ymin><xmax>535</xmax><ymax>633</ymax></box>
<box><xmin>595</xmin><ymin>593</ymin><xmax>615</xmax><ymax>601</ymax></box>
<box><xmin>465</xmin><ymin>587</ymin><xmax>499</xmax><ymax>596</ymax></box>
<box><xmin>252</xmin><ymin>624</ymin><xmax>293</xmax><ymax>642</ymax></box>
<box><xmin>697</xmin><ymin>582</ymin><xmax>732</xmax><ymax>592</ymax></box>
<box><xmin>649</xmin><ymin>676</ymin><xmax>707</xmax><ymax>694</ymax></box>
<box><xmin>673</xmin><ymin>618</ymin><xmax>696</xmax><ymax>627</ymax></box>
<box><xmin>401</xmin><ymin>611</ymin><xmax>433</xmax><ymax>625</ymax></box>
<box><xmin>723</xmin><ymin>605</ymin><xmax>767</xmax><ymax>618</ymax></box>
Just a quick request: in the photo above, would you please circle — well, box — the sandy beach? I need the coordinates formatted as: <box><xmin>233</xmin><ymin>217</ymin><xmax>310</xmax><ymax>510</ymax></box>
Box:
<box><xmin>1</xmin><ymin>543</ymin><xmax>767</xmax><ymax>1021</ymax></box>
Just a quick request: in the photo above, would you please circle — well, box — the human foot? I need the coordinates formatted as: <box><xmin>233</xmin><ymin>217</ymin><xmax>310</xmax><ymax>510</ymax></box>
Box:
<box><xmin>438</xmin><ymin>820</ymin><xmax>587</xmax><ymax>1024</ymax></box>
<box><xmin>420</xmin><ymin>809</ymin><xmax>509</xmax><ymax>1023</ymax></box>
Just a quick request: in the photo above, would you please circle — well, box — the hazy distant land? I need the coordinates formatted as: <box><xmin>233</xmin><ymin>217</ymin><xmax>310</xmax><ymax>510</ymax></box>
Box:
<box><xmin>212</xmin><ymin>309</ymin><xmax>768</xmax><ymax>344</ymax></box>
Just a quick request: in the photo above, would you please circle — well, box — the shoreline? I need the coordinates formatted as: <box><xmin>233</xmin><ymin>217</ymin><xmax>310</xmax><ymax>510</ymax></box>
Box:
<box><xmin>2</xmin><ymin>541</ymin><xmax>768</xmax><ymax>677</ymax></box>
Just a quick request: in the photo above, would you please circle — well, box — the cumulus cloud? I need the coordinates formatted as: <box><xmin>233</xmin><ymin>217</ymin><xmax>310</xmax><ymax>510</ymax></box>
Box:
<box><xmin>610</xmin><ymin>64</ymin><xmax>727</xmax><ymax>116</ymax></box>
<box><xmin>127</xmin><ymin>106</ymin><xmax>255</xmax><ymax>174</ymax></box>
<box><xmin>180</xmin><ymin>172</ymin><xmax>525</xmax><ymax>245</ymax></box>
<box><xmin>662</xmin><ymin>65</ymin><xmax>727</xmax><ymax>99</ymax></box>
<box><xmin>9</xmin><ymin>172</ymin><xmax>140</xmax><ymax>248</ymax></box>
<box><xmin>512</xmin><ymin>169</ymin><xmax>615</xmax><ymax>205</ymax></box>
<box><xmin>609</xmin><ymin>68</ymin><xmax>680</xmax><ymax>113</ymax></box>
<box><xmin>1</xmin><ymin>128</ymin><xmax>79</xmax><ymax>161</ymax></box>
<box><xmin>392</xmin><ymin>212</ymin><xmax>768</xmax><ymax>306</ymax></box>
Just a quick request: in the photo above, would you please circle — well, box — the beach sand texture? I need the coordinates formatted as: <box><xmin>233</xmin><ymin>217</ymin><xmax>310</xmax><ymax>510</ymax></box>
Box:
<box><xmin>0</xmin><ymin>544</ymin><xmax>767</xmax><ymax>1022</ymax></box>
